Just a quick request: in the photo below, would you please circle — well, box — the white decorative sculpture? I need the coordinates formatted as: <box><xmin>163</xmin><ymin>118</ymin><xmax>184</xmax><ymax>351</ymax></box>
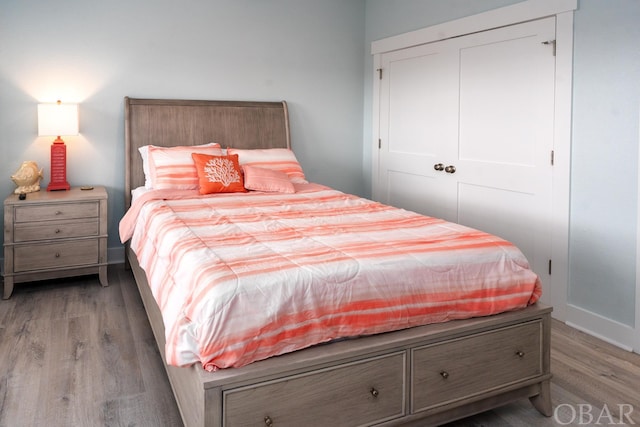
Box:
<box><xmin>11</xmin><ymin>161</ymin><xmax>44</xmax><ymax>194</ymax></box>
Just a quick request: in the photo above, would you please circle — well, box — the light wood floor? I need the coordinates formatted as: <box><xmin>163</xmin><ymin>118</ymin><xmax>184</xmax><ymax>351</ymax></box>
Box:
<box><xmin>1</xmin><ymin>264</ymin><xmax>638</xmax><ymax>426</ymax></box>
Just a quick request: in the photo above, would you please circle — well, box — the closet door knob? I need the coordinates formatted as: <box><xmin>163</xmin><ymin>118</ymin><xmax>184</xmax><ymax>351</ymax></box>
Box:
<box><xmin>444</xmin><ymin>165</ymin><xmax>456</xmax><ymax>174</ymax></box>
<box><xmin>434</xmin><ymin>163</ymin><xmax>444</xmax><ymax>171</ymax></box>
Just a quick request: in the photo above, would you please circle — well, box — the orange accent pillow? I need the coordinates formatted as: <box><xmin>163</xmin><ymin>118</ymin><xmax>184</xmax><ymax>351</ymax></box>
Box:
<box><xmin>191</xmin><ymin>153</ymin><xmax>247</xmax><ymax>194</ymax></box>
<box><xmin>243</xmin><ymin>165</ymin><xmax>295</xmax><ymax>193</ymax></box>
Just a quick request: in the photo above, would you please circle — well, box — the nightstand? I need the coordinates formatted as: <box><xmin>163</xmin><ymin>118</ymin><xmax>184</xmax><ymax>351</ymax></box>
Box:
<box><xmin>3</xmin><ymin>186</ymin><xmax>108</xmax><ymax>299</ymax></box>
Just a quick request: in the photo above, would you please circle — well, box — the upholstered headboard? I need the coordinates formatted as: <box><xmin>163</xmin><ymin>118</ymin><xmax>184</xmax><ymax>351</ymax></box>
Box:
<box><xmin>124</xmin><ymin>97</ymin><xmax>291</xmax><ymax>208</ymax></box>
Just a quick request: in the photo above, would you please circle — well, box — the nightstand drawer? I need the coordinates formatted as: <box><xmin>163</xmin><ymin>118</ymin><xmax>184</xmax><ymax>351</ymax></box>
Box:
<box><xmin>14</xmin><ymin>202</ymin><xmax>98</xmax><ymax>222</ymax></box>
<box><xmin>13</xmin><ymin>240</ymin><xmax>99</xmax><ymax>272</ymax></box>
<box><xmin>14</xmin><ymin>219</ymin><xmax>99</xmax><ymax>242</ymax></box>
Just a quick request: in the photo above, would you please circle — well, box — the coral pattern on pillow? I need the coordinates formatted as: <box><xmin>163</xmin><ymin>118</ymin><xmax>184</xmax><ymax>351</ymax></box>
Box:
<box><xmin>192</xmin><ymin>153</ymin><xmax>247</xmax><ymax>194</ymax></box>
<box><xmin>227</xmin><ymin>148</ymin><xmax>308</xmax><ymax>184</ymax></box>
<box><xmin>147</xmin><ymin>144</ymin><xmax>223</xmax><ymax>190</ymax></box>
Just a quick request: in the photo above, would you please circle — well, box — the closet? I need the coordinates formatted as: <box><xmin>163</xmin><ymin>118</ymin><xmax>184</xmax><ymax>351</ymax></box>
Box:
<box><xmin>374</xmin><ymin>17</ymin><xmax>556</xmax><ymax>293</ymax></box>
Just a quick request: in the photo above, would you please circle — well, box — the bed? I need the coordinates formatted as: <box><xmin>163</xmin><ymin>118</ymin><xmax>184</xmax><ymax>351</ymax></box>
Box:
<box><xmin>122</xmin><ymin>97</ymin><xmax>552</xmax><ymax>427</ymax></box>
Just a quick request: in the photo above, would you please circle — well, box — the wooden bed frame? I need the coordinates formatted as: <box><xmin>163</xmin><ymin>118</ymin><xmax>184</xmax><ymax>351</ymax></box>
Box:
<box><xmin>124</xmin><ymin>97</ymin><xmax>553</xmax><ymax>427</ymax></box>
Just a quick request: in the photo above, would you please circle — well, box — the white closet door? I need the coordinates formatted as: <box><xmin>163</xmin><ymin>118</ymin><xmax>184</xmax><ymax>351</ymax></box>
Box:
<box><xmin>377</xmin><ymin>17</ymin><xmax>556</xmax><ymax>294</ymax></box>
<box><xmin>378</xmin><ymin>39</ymin><xmax>460</xmax><ymax>221</ymax></box>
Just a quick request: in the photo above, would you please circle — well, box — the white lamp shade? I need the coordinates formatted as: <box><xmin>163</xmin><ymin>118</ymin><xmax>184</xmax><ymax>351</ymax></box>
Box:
<box><xmin>37</xmin><ymin>103</ymin><xmax>79</xmax><ymax>136</ymax></box>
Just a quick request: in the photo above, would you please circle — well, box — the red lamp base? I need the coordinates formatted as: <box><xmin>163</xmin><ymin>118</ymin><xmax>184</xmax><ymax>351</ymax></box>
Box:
<box><xmin>47</xmin><ymin>137</ymin><xmax>71</xmax><ymax>191</ymax></box>
<box><xmin>47</xmin><ymin>182</ymin><xmax>71</xmax><ymax>191</ymax></box>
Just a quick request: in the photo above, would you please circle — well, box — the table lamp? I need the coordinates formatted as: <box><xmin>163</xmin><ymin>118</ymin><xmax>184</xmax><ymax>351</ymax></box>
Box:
<box><xmin>37</xmin><ymin>100</ymin><xmax>78</xmax><ymax>191</ymax></box>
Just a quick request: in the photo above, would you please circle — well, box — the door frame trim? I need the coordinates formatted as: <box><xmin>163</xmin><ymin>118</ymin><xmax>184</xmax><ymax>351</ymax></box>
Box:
<box><xmin>371</xmin><ymin>0</ymin><xmax>577</xmax><ymax>55</ymax></box>
<box><xmin>371</xmin><ymin>0</ymin><xmax>577</xmax><ymax>322</ymax></box>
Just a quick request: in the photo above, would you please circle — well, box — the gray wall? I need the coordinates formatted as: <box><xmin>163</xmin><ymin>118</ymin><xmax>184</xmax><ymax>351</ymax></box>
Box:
<box><xmin>0</xmin><ymin>0</ymin><xmax>367</xmax><ymax>257</ymax></box>
<box><xmin>363</xmin><ymin>0</ymin><xmax>640</xmax><ymax>327</ymax></box>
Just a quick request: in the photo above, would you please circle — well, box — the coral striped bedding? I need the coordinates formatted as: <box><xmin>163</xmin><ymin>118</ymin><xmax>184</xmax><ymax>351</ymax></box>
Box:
<box><xmin>120</xmin><ymin>184</ymin><xmax>541</xmax><ymax>371</ymax></box>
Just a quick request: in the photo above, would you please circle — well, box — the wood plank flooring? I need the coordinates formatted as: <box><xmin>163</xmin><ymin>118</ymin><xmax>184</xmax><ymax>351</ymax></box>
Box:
<box><xmin>1</xmin><ymin>264</ymin><xmax>639</xmax><ymax>426</ymax></box>
<box><xmin>0</xmin><ymin>265</ymin><xmax>182</xmax><ymax>427</ymax></box>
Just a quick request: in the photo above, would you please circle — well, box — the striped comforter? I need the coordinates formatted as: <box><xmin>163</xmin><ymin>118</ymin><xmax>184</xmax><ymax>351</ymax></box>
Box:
<box><xmin>120</xmin><ymin>183</ymin><xmax>541</xmax><ymax>371</ymax></box>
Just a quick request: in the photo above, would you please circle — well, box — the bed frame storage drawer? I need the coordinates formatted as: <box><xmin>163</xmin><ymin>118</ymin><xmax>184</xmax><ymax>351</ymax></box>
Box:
<box><xmin>411</xmin><ymin>320</ymin><xmax>542</xmax><ymax>413</ymax></box>
<box><xmin>222</xmin><ymin>352</ymin><xmax>406</xmax><ymax>427</ymax></box>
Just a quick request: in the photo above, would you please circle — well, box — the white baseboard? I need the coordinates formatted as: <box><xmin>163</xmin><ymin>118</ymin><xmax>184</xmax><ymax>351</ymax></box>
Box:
<box><xmin>566</xmin><ymin>303</ymin><xmax>636</xmax><ymax>353</ymax></box>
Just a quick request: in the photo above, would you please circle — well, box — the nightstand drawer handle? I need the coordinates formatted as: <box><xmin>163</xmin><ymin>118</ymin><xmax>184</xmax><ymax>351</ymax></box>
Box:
<box><xmin>55</xmin><ymin>229</ymin><xmax>61</xmax><ymax>234</ymax></box>
<box><xmin>55</xmin><ymin>253</ymin><xmax>61</xmax><ymax>258</ymax></box>
<box><xmin>55</xmin><ymin>210</ymin><xmax>63</xmax><ymax>215</ymax></box>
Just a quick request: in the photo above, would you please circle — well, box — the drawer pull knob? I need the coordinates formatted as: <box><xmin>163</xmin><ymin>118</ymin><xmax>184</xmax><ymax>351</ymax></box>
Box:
<box><xmin>264</xmin><ymin>416</ymin><xmax>273</xmax><ymax>426</ymax></box>
<box><xmin>55</xmin><ymin>253</ymin><xmax>61</xmax><ymax>258</ymax></box>
<box><xmin>370</xmin><ymin>387</ymin><xmax>379</xmax><ymax>398</ymax></box>
<box><xmin>55</xmin><ymin>211</ymin><xmax>62</xmax><ymax>215</ymax></box>
<box><xmin>440</xmin><ymin>371</ymin><xmax>450</xmax><ymax>379</ymax></box>
<box><xmin>516</xmin><ymin>350</ymin><xmax>525</xmax><ymax>358</ymax></box>
<box><xmin>55</xmin><ymin>229</ymin><xmax>61</xmax><ymax>234</ymax></box>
